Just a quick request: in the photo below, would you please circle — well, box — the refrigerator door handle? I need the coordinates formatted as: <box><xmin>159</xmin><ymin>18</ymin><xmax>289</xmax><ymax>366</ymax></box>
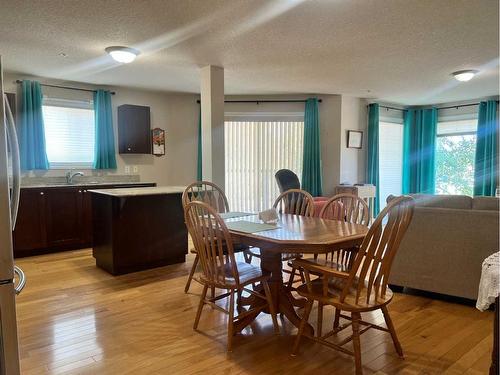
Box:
<box><xmin>4</xmin><ymin>94</ymin><xmax>21</xmax><ymax>231</ymax></box>
<box><xmin>13</xmin><ymin>266</ymin><xmax>25</xmax><ymax>295</ymax></box>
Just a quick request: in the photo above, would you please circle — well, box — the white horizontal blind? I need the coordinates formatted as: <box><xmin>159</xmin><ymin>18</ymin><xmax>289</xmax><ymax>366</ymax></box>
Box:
<box><xmin>42</xmin><ymin>99</ymin><xmax>95</xmax><ymax>169</ymax></box>
<box><xmin>225</xmin><ymin>120</ymin><xmax>304</xmax><ymax>212</ymax></box>
<box><xmin>379</xmin><ymin>121</ymin><xmax>404</xmax><ymax>209</ymax></box>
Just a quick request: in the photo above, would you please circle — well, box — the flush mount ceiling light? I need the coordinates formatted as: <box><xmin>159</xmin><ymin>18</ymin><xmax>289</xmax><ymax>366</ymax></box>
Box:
<box><xmin>452</xmin><ymin>69</ymin><xmax>478</xmax><ymax>82</ymax></box>
<box><xmin>105</xmin><ymin>46</ymin><xmax>140</xmax><ymax>63</ymax></box>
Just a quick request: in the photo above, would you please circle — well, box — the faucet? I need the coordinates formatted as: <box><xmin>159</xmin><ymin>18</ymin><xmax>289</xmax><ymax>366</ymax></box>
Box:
<box><xmin>66</xmin><ymin>170</ymin><xmax>84</xmax><ymax>184</ymax></box>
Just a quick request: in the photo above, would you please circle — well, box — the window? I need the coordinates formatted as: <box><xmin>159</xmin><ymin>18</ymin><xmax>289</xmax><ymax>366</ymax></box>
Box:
<box><xmin>225</xmin><ymin>120</ymin><xmax>304</xmax><ymax>212</ymax></box>
<box><xmin>378</xmin><ymin>121</ymin><xmax>404</xmax><ymax>209</ymax></box>
<box><xmin>435</xmin><ymin>119</ymin><xmax>477</xmax><ymax>196</ymax></box>
<box><xmin>42</xmin><ymin>98</ymin><xmax>95</xmax><ymax>169</ymax></box>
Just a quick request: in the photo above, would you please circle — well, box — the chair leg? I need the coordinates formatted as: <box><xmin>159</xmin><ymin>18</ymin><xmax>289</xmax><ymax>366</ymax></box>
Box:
<box><xmin>262</xmin><ymin>280</ymin><xmax>280</xmax><ymax>334</ymax></box>
<box><xmin>351</xmin><ymin>312</ymin><xmax>363</xmax><ymax>375</ymax></box>
<box><xmin>193</xmin><ymin>284</ymin><xmax>208</xmax><ymax>330</ymax></box>
<box><xmin>317</xmin><ymin>302</ymin><xmax>323</xmax><ymax>337</ymax></box>
<box><xmin>333</xmin><ymin>308</ymin><xmax>341</xmax><ymax>329</ymax></box>
<box><xmin>299</xmin><ymin>269</ymin><xmax>305</xmax><ymax>284</ymax></box>
<box><xmin>382</xmin><ymin>305</ymin><xmax>404</xmax><ymax>358</ymax></box>
<box><xmin>287</xmin><ymin>267</ymin><xmax>298</xmax><ymax>291</ymax></box>
<box><xmin>227</xmin><ymin>289</ymin><xmax>235</xmax><ymax>352</ymax></box>
<box><xmin>184</xmin><ymin>253</ymin><xmax>199</xmax><ymax>293</ymax></box>
<box><xmin>291</xmin><ymin>299</ymin><xmax>314</xmax><ymax>356</ymax></box>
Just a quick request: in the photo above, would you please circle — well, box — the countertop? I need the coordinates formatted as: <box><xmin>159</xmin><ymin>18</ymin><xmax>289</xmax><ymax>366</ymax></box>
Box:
<box><xmin>89</xmin><ymin>186</ymin><xmax>186</xmax><ymax>197</ymax></box>
<box><xmin>21</xmin><ymin>182</ymin><xmax>156</xmax><ymax>189</ymax></box>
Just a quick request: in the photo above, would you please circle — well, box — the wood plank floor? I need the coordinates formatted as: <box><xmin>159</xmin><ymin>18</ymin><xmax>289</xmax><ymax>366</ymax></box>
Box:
<box><xmin>15</xmin><ymin>249</ymin><xmax>493</xmax><ymax>374</ymax></box>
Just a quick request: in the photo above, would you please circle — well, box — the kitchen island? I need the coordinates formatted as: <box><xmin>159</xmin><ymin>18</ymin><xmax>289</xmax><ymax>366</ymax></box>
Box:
<box><xmin>89</xmin><ymin>186</ymin><xmax>187</xmax><ymax>275</ymax></box>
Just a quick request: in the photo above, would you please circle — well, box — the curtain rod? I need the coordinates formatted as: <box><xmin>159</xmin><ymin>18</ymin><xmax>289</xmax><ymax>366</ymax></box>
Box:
<box><xmin>378</xmin><ymin>100</ymin><xmax>499</xmax><ymax>112</ymax></box>
<box><xmin>15</xmin><ymin>80</ymin><xmax>116</xmax><ymax>95</ymax></box>
<box><xmin>196</xmin><ymin>99</ymin><xmax>322</xmax><ymax>104</ymax></box>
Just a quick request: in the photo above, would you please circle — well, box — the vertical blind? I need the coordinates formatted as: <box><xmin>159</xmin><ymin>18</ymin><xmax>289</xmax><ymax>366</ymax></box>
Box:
<box><xmin>378</xmin><ymin>121</ymin><xmax>404</xmax><ymax>208</ymax></box>
<box><xmin>225</xmin><ymin>120</ymin><xmax>304</xmax><ymax>212</ymax></box>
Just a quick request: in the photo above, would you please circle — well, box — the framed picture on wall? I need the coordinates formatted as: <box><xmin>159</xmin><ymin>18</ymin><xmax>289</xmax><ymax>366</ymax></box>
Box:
<box><xmin>347</xmin><ymin>130</ymin><xmax>363</xmax><ymax>149</ymax></box>
<box><xmin>152</xmin><ymin>128</ymin><xmax>165</xmax><ymax>156</ymax></box>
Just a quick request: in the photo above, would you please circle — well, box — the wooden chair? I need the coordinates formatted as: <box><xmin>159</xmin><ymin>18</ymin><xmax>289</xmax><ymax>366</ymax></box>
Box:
<box><xmin>245</xmin><ymin>189</ymin><xmax>315</xmax><ymax>286</ymax></box>
<box><xmin>291</xmin><ymin>196</ymin><xmax>415</xmax><ymax>375</ymax></box>
<box><xmin>293</xmin><ymin>194</ymin><xmax>371</xmax><ymax>335</ymax></box>
<box><xmin>184</xmin><ymin>201</ymin><xmax>279</xmax><ymax>351</ymax></box>
<box><xmin>182</xmin><ymin>181</ymin><xmax>229</xmax><ymax>294</ymax></box>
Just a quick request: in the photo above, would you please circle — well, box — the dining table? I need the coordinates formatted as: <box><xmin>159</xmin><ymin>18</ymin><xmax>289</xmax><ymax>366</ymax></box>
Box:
<box><xmin>224</xmin><ymin>213</ymin><xmax>369</xmax><ymax>336</ymax></box>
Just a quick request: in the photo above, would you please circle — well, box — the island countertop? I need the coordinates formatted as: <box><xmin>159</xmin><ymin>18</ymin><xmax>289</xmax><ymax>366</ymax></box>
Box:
<box><xmin>88</xmin><ymin>186</ymin><xmax>186</xmax><ymax>197</ymax></box>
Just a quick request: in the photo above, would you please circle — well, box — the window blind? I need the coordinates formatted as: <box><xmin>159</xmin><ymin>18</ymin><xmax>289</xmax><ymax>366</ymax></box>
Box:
<box><xmin>225</xmin><ymin>120</ymin><xmax>304</xmax><ymax>212</ymax></box>
<box><xmin>42</xmin><ymin>98</ymin><xmax>95</xmax><ymax>169</ymax></box>
<box><xmin>379</xmin><ymin>121</ymin><xmax>404</xmax><ymax>208</ymax></box>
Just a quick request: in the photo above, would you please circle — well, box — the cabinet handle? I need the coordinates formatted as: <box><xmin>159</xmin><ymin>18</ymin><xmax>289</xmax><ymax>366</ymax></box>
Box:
<box><xmin>127</xmin><ymin>147</ymin><xmax>131</xmax><ymax>151</ymax></box>
<box><xmin>40</xmin><ymin>192</ymin><xmax>44</xmax><ymax>196</ymax></box>
<box><xmin>78</xmin><ymin>190</ymin><xmax>82</xmax><ymax>193</ymax></box>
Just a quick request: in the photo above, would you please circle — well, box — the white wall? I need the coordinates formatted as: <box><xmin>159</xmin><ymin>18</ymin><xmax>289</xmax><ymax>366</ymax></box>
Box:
<box><xmin>339</xmin><ymin>96</ymin><xmax>368</xmax><ymax>186</ymax></box>
<box><xmin>4</xmin><ymin>73</ymin><xmax>199</xmax><ymax>186</ymax></box>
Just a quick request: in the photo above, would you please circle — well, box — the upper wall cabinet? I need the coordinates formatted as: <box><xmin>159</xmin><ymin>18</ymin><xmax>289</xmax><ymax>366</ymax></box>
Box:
<box><xmin>118</xmin><ymin>104</ymin><xmax>152</xmax><ymax>154</ymax></box>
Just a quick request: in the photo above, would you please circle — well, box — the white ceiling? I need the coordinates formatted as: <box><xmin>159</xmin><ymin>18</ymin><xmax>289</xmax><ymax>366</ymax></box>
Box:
<box><xmin>0</xmin><ymin>0</ymin><xmax>498</xmax><ymax>105</ymax></box>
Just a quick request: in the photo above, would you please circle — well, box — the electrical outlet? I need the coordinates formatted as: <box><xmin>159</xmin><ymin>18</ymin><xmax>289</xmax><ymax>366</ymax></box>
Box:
<box><xmin>124</xmin><ymin>166</ymin><xmax>130</xmax><ymax>174</ymax></box>
<box><xmin>133</xmin><ymin>165</ymin><xmax>139</xmax><ymax>174</ymax></box>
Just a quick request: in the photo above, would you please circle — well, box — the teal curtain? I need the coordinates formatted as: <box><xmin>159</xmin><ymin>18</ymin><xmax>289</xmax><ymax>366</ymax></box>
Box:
<box><xmin>19</xmin><ymin>80</ymin><xmax>49</xmax><ymax>170</ymax></box>
<box><xmin>302</xmin><ymin>98</ymin><xmax>323</xmax><ymax>196</ymax></box>
<box><xmin>402</xmin><ymin>108</ymin><xmax>437</xmax><ymax>194</ymax></box>
<box><xmin>474</xmin><ymin>100</ymin><xmax>498</xmax><ymax>196</ymax></box>
<box><xmin>366</xmin><ymin>103</ymin><xmax>380</xmax><ymax>215</ymax></box>
<box><xmin>197</xmin><ymin>107</ymin><xmax>202</xmax><ymax>180</ymax></box>
<box><xmin>93</xmin><ymin>90</ymin><xmax>117</xmax><ymax>169</ymax></box>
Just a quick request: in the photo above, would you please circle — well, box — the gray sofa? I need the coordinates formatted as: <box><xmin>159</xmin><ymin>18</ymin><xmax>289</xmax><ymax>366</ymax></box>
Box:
<box><xmin>389</xmin><ymin>194</ymin><xmax>499</xmax><ymax>300</ymax></box>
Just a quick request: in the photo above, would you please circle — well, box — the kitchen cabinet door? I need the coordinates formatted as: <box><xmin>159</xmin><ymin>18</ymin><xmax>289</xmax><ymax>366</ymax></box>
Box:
<box><xmin>13</xmin><ymin>189</ymin><xmax>47</xmax><ymax>255</ymax></box>
<box><xmin>44</xmin><ymin>188</ymin><xmax>84</xmax><ymax>248</ymax></box>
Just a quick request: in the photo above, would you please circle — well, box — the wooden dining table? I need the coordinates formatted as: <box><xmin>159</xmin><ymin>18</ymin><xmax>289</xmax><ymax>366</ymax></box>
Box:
<box><xmin>225</xmin><ymin>213</ymin><xmax>369</xmax><ymax>336</ymax></box>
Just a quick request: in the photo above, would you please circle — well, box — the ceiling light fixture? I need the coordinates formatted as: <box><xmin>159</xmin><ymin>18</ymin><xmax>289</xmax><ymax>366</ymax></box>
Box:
<box><xmin>452</xmin><ymin>69</ymin><xmax>478</xmax><ymax>82</ymax></box>
<box><xmin>105</xmin><ymin>46</ymin><xmax>140</xmax><ymax>63</ymax></box>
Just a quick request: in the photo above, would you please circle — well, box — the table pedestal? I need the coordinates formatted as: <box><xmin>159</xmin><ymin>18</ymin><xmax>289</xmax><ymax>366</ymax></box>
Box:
<box><xmin>234</xmin><ymin>249</ymin><xmax>314</xmax><ymax>336</ymax></box>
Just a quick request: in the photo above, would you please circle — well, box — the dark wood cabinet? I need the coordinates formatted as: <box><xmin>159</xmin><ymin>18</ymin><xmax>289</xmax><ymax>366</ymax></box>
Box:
<box><xmin>13</xmin><ymin>189</ymin><xmax>47</xmax><ymax>254</ymax></box>
<box><xmin>13</xmin><ymin>183</ymin><xmax>156</xmax><ymax>257</ymax></box>
<box><xmin>118</xmin><ymin>104</ymin><xmax>151</xmax><ymax>154</ymax></box>
<box><xmin>44</xmin><ymin>188</ymin><xmax>84</xmax><ymax>248</ymax></box>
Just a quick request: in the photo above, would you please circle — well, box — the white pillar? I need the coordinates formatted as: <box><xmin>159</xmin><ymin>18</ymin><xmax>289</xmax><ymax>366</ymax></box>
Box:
<box><xmin>200</xmin><ymin>65</ymin><xmax>225</xmax><ymax>190</ymax></box>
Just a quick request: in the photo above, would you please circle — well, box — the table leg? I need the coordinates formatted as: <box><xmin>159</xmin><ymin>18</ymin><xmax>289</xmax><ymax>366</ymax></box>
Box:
<box><xmin>490</xmin><ymin>297</ymin><xmax>498</xmax><ymax>375</ymax></box>
<box><xmin>260</xmin><ymin>250</ymin><xmax>314</xmax><ymax>336</ymax></box>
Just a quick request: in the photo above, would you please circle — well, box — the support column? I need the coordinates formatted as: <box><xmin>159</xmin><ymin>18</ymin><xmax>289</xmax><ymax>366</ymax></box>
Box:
<box><xmin>200</xmin><ymin>65</ymin><xmax>225</xmax><ymax>190</ymax></box>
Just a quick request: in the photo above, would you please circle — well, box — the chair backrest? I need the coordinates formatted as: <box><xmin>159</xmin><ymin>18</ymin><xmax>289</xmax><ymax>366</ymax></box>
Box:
<box><xmin>342</xmin><ymin>195</ymin><xmax>415</xmax><ymax>305</ymax></box>
<box><xmin>319</xmin><ymin>193</ymin><xmax>370</xmax><ymax>225</ymax></box>
<box><xmin>273</xmin><ymin>189</ymin><xmax>315</xmax><ymax>217</ymax></box>
<box><xmin>184</xmin><ymin>201</ymin><xmax>240</xmax><ymax>287</ymax></box>
<box><xmin>275</xmin><ymin>169</ymin><xmax>301</xmax><ymax>193</ymax></box>
<box><xmin>182</xmin><ymin>181</ymin><xmax>230</xmax><ymax>213</ymax></box>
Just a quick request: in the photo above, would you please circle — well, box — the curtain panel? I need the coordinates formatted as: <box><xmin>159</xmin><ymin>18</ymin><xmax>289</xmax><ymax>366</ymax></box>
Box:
<box><xmin>93</xmin><ymin>90</ymin><xmax>117</xmax><ymax>169</ymax></box>
<box><xmin>366</xmin><ymin>103</ymin><xmax>380</xmax><ymax>215</ymax></box>
<box><xmin>301</xmin><ymin>98</ymin><xmax>323</xmax><ymax>196</ymax></box>
<box><xmin>402</xmin><ymin>108</ymin><xmax>437</xmax><ymax>194</ymax></box>
<box><xmin>19</xmin><ymin>80</ymin><xmax>49</xmax><ymax>170</ymax></box>
<box><xmin>474</xmin><ymin>100</ymin><xmax>498</xmax><ymax>196</ymax></box>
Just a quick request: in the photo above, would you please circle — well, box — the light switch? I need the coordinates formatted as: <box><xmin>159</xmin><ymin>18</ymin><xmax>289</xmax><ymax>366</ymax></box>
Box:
<box><xmin>133</xmin><ymin>165</ymin><xmax>139</xmax><ymax>173</ymax></box>
<box><xmin>124</xmin><ymin>166</ymin><xmax>130</xmax><ymax>174</ymax></box>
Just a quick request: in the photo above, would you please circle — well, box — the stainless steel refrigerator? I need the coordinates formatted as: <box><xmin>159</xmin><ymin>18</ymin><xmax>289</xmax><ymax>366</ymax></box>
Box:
<box><xmin>0</xmin><ymin>56</ymin><xmax>24</xmax><ymax>375</ymax></box>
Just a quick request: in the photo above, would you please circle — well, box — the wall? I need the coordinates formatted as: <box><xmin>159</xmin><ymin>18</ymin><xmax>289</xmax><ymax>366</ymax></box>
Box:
<box><xmin>339</xmin><ymin>96</ymin><xmax>368</xmax><ymax>186</ymax></box>
<box><xmin>4</xmin><ymin>73</ymin><xmax>199</xmax><ymax>187</ymax></box>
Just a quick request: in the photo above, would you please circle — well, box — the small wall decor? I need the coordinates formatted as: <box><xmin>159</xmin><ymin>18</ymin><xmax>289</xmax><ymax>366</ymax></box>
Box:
<box><xmin>152</xmin><ymin>128</ymin><xmax>165</xmax><ymax>156</ymax></box>
<box><xmin>347</xmin><ymin>130</ymin><xmax>363</xmax><ymax>149</ymax></box>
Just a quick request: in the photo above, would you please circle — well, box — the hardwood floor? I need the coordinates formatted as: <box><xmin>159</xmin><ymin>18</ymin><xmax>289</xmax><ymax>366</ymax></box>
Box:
<box><xmin>15</xmin><ymin>249</ymin><xmax>493</xmax><ymax>374</ymax></box>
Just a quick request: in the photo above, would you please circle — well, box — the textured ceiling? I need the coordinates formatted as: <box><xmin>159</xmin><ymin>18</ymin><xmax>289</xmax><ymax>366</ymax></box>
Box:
<box><xmin>0</xmin><ymin>0</ymin><xmax>498</xmax><ymax>105</ymax></box>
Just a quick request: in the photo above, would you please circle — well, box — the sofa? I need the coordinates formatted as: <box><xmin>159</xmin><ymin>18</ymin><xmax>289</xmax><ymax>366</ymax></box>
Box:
<box><xmin>388</xmin><ymin>194</ymin><xmax>499</xmax><ymax>300</ymax></box>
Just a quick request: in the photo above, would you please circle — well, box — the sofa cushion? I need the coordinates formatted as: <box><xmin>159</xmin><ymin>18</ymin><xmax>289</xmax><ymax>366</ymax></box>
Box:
<box><xmin>472</xmin><ymin>196</ymin><xmax>500</xmax><ymax>211</ymax></box>
<box><xmin>410</xmin><ymin>194</ymin><xmax>472</xmax><ymax>209</ymax></box>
